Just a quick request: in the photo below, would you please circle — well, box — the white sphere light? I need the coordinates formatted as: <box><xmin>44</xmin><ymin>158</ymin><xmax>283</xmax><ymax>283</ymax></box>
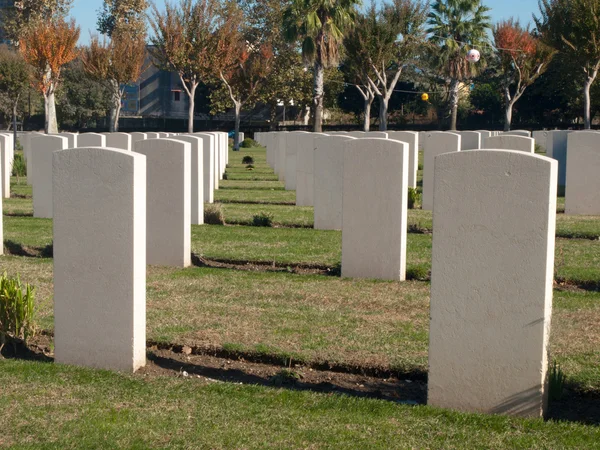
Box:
<box><xmin>467</xmin><ymin>49</ymin><xmax>481</xmax><ymax>63</ymax></box>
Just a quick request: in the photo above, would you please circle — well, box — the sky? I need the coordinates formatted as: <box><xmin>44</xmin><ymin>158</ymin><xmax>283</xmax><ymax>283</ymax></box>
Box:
<box><xmin>72</xmin><ymin>0</ymin><xmax>542</xmax><ymax>45</ymax></box>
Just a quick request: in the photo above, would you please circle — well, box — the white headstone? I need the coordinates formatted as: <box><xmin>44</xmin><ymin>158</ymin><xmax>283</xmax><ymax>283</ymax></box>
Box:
<box><xmin>58</xmin><ymin>133</ymin><xmax>78</xmax><ymax>149</ymax></box>
<box><xmin>170</xmin><ymin>135</ymin><xmax>204</xmax><ymax>223</ymax></box>
<box><xmin>503</xmin><ymin>130</ymin><xmax>531</xmax><ymax>137</ymax></box>
<box><xmin>32</xmin><ymin>135</ymin><xmax>68</xmax><ymax>218</ymax></box>
<box><xmin>0</xmin><ymin>134</ymin><xmax>12</xmax><ymax>199</ymax></box>
<box><xmin>314</xmin><ymin>135</ymin><xmax>356</xmax><ymax>230</ymax></box>
<box><xmin>341</xmin><ymin>138</ymin><xmax>408</xmax><ymax>281</ymax></box>
<box><xmin>105</xmin><ymin>133</ymin><xmax>132</xmax><ymax>151</ymax></box>
<box><xmin>458</xmin><ymin>131</ymin><xmax>481</xmax><ymax>150</ymax></box>
<box><xmin>78</xmin><ymin>133</ymin><xmax>106</xmax><ymax>148</ymax></box>
<box><xmin>428</xmin><ymin>150</ymin><xmax>557</xmax><ymax>418</ymax></box>
<box><xmin>130</xmin><ymin>132</ymin><xmax>147</xmax><ymax>145</ymax></box>
<box><xmin>422</xmin><ymin>132</ymin><xmax>461</xmax><ymax>211</ymax></box>
<box><xmin>565</xmin><ymin>131</ymin><xmax>600</xmax><ymax>215</ymax></box>
<box><xmin>387</xmin><ymin>131</ymin><xmax>419</xmax><ymax>189</ymax></box>
<box><xmin>145</xmin><ymin>132</ymin><xmax>160</xmax><ymax>139</ymax></box>
<box><xmin>296</xmin><ymin>132</ymin><xmax>328</xmax><ymax>206</ymax></box>
<box><xmin>546</xmin><ymin>130</ymin><xmax>571</xmax><ymax>191</ymax></box>
<box><xmin>192</xmin><ymin>133</ymin><xmax>216</xmax><ymax>203</ymax></box>
<box><xmin>134</xmin><ymin>139</ymin><xmax>191</xmax><ymax>267</ymax></box>
<box><xmin>482</xmin><ymin>135</ymin><xmax>535</xmax><ymax>153</ymax></box>
<box><xmin>285</xmin><ymin>131</ymin><xmax>308</xmax><ymax>190</ymax></box>
<box><xmin>53</xmin><ymin>146</ymin><xmax>146</xmax><ymax>372</ymax></box>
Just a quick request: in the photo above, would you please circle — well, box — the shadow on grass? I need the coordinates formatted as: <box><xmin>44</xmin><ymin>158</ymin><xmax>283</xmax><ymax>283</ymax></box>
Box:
<box><xmin>3</xmin><ymin>212</ymin><xmax>33</xmax><ymax>217</ymax></box>
<box><xmin>3</xmin><ymin>240</ymin><xmax>53</xmax><ymax>258</ymax></box>
<box><xmin>147</xmin><ymin>351</ymin><xmax>427</xmax><ymax>406</ymax></box>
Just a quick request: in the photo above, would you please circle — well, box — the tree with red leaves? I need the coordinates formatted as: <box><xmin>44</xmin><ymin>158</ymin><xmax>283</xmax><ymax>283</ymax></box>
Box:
<box><xmin>494</xmin><ymin>19</ymin><xmax>555</xmax><ymax>131</ymax></box>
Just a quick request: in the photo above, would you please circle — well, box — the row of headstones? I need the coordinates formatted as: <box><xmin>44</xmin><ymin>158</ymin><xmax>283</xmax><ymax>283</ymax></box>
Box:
<box><xmin>255</xmin><ymin>129</ymin><xmax>600</xmax><ymax>216</ymax></box>
<box><xmin>14</xmin><ymin>131</ymin><xmax>230</xmax><ymax>223</ymax></box>
<box><xmin>48</xmin><ymin>141</ymin><xmax>555</xmax><ymax>419</ymax></box>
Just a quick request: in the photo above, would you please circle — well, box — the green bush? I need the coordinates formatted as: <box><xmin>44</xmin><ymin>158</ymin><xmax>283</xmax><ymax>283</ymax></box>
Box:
<box><xmin>204</xmin><ymin>204</ymin><xmax>225</xmax><ymax>225</ymax></box>
<box><xmin>252</xmin><ymin>212</ymin><xmax>274</xmax><ymax>227</ymax></box>
<box><xmin>406</xmin><ymin>265</ymin><xmax>430</xmax><ymax>281</ymax></box>
<box><xmin>242</xmin><ymin>155</ymin><xmax>254</xmax><ymax>164</ymax></box>
<box><xmin>407</xmin><ymin>187</ymin><xmax>421</xmax><ymax>209</ymax></box>
<box><xmin>549</xmin><ymin>361</ymin><xmax>566</xmax><ymax>401</ymax></box>
<box><xmin>240</xmin><ymin>138</ymin><xmax>259</xmax><ymax>148</ymax></box>
<box><xmin>11</xmin><ymin>151</ymin><xmax>26</xmax><ymax>178</ymax></box>
<box><xmin>0</xmin><ymin>272</ymin><xmax>36</xmax><ymax>352</ymax></box>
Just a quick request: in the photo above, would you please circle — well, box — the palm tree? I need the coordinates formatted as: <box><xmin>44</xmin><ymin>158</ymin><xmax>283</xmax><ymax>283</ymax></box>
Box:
<box><xmin>283</xmin><ymin>0</ymin><xmax>360</xmax><ymax>132</ymax></box>
<box><xmin>427</xmin><ymin>0</ymin><xmax>491</xmax><ymax>130</ymax></box>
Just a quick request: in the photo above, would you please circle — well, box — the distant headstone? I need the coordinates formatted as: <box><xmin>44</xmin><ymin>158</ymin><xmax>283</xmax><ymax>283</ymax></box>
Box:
<box><xmin>192</xmin><ymin>133</ymin><xmax>216</xmax><ymax>203</ymax></box>
<box><xmin>458</xmin><ymin>131</ymin><xmax>481</xmax><ymax>150</ymax></box>
<box><xmin>285</xmin><ymin>131</ymin><xmax>309</xmax><ymax>190</ymax></box>
<box><xmin>130</xmin><ymin>132</ymin><xmax>147</xmax><ymax>145</ymax></box>
<box><xmin>422</xmin><ymin>132</ymin><xmax>461</xmax><ymax>211</ymax></box>
<box><xmin>314</xmin><ymin>135</ymin><xmax>356</xmax><ymax>230</ymax></box>
<box><xmin>503</xmin><ymin>130</ymin><xmax>531</xmax><ymax>137</ymax></box>
<box><xmin>134</xmin><ymin>139</ymin><xmax>191</xmax><ymax>267</ymax></box>
<box><xmin>58</xmin><ymin>133</ymin><xmax>78</xmax><ymax>149</ymax></box>
<box><xmin>105</xmin><ymin>133</ymin><xmax>132</xmax><ymax>151</ymax></box>
<box><xmin>482</xmin><ymin>135</ymin><xmax>535</xmax><ymax>153</ymax></box>
<box><xmin>387</xmin><ymin>131</ymin><xmax>419</xmax><ymax>189</ymax></box>
<box><xmin>0</xmin><ymin>134</ymin><xmax>12</xmax><ymax>199</ymax></box>
<box><xmin>428</xmin><ymin>150</ymin><xmax>557</xmax><ymax>418</ymax></box>
<box><xmin>565</xmin><ymin>131</ymin><xmax>600</xmax><ymax>215</ymax></box>
<box><xmin>546</xmin><ymin>130</ymin><xmax>571</xmax><ymax>192</ymax></box>
<box><xmin>78</xmin><ymin>133</ymin><xmax>106</xmax><ymax>147</ymax></box>
<box><xmin>32</xmin><ymin>135</ymin><xmax>68</xmax><ymax>218</ymax></box>
<box><xmin>53</xmin><ymin>147</ymin><xmax>147</xmax><ymax>372</ymax></box>
<box><xmin>171</xmin><ymin>135</ymin><xmax>204</xmax><ymax>223</ymax></box>
<box><xmin>342</xmin><ymin>138</ymin><xmax>408</xmax><ymax>281</ymax></box>
<box><xmin>296</xmin><ymin>132</ymin><xmax>328</xmax><ymax>206</ymax></box>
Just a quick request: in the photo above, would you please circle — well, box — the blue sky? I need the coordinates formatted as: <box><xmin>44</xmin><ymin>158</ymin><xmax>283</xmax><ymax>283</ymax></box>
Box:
<box><xmin>72</xmin><ymin>0</ymin><xmax>542</xmax><ymax>44</ymax></box>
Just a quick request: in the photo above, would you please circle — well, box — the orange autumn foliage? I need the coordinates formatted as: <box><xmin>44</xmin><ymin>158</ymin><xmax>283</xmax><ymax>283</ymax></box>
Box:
<box><xmin>19</xmin><ymin>18</ymin><xmax>80</xmax><ymax>96</ymax></box>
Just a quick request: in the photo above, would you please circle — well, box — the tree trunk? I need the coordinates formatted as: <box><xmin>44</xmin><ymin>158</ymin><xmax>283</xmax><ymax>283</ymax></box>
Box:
<box><xmin>313</xmin><ymin>61</ymin><xmax>324</xmax><ymax>132</ymax></box>
<box><xmin>379</xmin><ymin>95</ymin><xmax>389</xmax><ymax>131</ymax></box>
<box><xmin>449</xmin><ymin>79</ymin><xmax>460</xmax><ymax>131</ymax></box>
<box><xmin>109</xmin><ymin>80</ymin><xmax>122</xmax><ymax>132</ymax></box>
<box><xmin>234</xmin><ymin>101</ymin><xmax>242</xmax><ymax>151</ymax></box>
<box><xmin>584</xmin><ymin>77</ymin><xmax>594</xmax><ymax>130</ymax></box>
<box><xmin>363</xmin><ymin>96</ymin><xmax>373</xmax><ymax>132</ymax></box>
<box><xmin>188</xmin><ymin>84</ymin><xmax>197</xmax><ymax>134</ymax></box>
<box><xmin>44</xmin><ymin>90</ymin><xmax>58</xmax><ymax>134</ymax></box>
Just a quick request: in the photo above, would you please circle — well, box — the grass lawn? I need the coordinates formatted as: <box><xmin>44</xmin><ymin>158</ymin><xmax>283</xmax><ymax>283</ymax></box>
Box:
<box><xmin>1</xmin><ymin>145</ymin><xmax>599</xmax><ymax>446</ymax></box>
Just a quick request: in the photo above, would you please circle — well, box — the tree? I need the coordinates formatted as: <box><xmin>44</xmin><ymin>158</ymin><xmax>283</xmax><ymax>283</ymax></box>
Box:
<box><xmin>57</xmin><ymin>59</ymin><xmax>112</xmax><ymax>129</ymax></box>
<box><xmin>345</xmin><ymin>0</ymin><xmax>428</xmax><ymax>131</ymax></box>
<box><xmin>149</xmin><ymin>0</ymin><xmax>238</xmax><ymax>133</ymax></box>
<box><xmin>493</xmin><ymin>19</ymin><xmax>555</xmax><ymax>131</ymax></box>
<box><xmin>82</xmin><ymin>30</ymin><xmax>147</xmax><ymax>131</ymax></box>
<box><xmin>19</xmin><ymin>18</ymin><xmax>80</xmax><ymax>134</ymax></box>
<box><xmin>535</xmin><ymin>0</ymin><xmax>600</xmax><ymax>129</ymax></box>
<box><xmin>1</xmin><ymin>0</ymin><xmax>73</xmax><ymax>41</ymax></box>
<box><xmin>97</xmin><ymin>0</ymin><xmax>148</xmax><ymax>37</ymax></box>
<box><xmin>427</xmin><ymin>0</ymin><xmax>491</xmax><ymax>130</ymax></box>
<box><xmin>283</xmin><ymin>0</ymin><xmax>360</xmax><ymax>132</ymax></box>
<box><xmin>0</xmin><ymin>45</ymin><xmax>30</xmax><ymax>138</ymax></box>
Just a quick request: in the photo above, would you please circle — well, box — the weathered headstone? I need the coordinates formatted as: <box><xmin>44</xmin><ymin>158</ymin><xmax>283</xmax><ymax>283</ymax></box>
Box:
<box><xmin>314</xmin><ymin>135</ymin><xmax>356</xmax><ymax>230</ymax></box>
<box><xmin>422</xmin><ymin>132</ymin><xmax>461</xmax><ymax>210</ymax></box>
<box><xmin>105</xmin><ymin>133</ymin><xmax>132</xmax><ymax>151</ymax></box>
<box><xmin>78</xmin><ymin>133</ymin><xmax>106</xmax><ymax>148</ymax></box>
<box><xmin>32</xmin><ymin>135</ymin><xmax>68</xmax><ymax>218</ymax></box>
<box><xmin>134</xmin><ymin>139</ymin><xmax>191</xmax><ymax>267</ymax></box>
<box><xmin>341</xmin><ymin>138</ymin><xmax>408</xmax><ymax>281</ymax></box>
<box><xmin>565</xmin><ymin>131</ymin><xmax>600</xmax><ymax>215</ymax></box>
<box><xmin>171</xmin><ymin>135</ymin><xmax>204</xmax><ymax>223</ymax></box>
<box><xmin>53</xmin><ymin>147</ymin><xmax>147</xmax><ymax>372</ymax></box>
<box><xmin>387</xmin><ymin>131</ymin><xmax>419</xmax><ymax>189</ymax></box>
<box><xmin>428</xmin><ymin>150</ymin><xmax>557</xmax><ymax>418</ymax></box>
<box><xmin>482</xmin><ymin>135</ymin><xmax>535</xmax><ymax>153</ymax></box>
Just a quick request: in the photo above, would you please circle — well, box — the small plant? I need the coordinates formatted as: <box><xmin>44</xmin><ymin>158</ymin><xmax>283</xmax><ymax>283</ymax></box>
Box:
<box><xmin>11</xmin><ymin>152</ymin><xmax>26</xmax><ymax>180</ymax></box>
<box><xmin>407</xmin><ymin>187</ymin><xmax>421</xmax><ymax>209</ymax></box>
<box><xmin>240</xmin><ymin>138</ymin><xmax>259</xmax><ymax>148</ymax></box>
<box><xmin>548</xmin><ymin>361</ymin><xmax>566</xmax><ymax>401</ymax></box>
<box><xmin>222</xmin><ymin>172</ymin><xmax>228</xmax><ymax>180</ymax></box>
<box><xmin>242</xmin><ymin>155</ymin><xmax>254</xmax><ymax>164</ymax></box>
<box><xmin>252</xmin><ymin>212</ymin><xmax>274</xmax><ymax>227</ymax></box>
<box><xmin>204</xmin><ymin>204</ymin><xmax>225</xmax><ymax>225</ymax></box>
<box><xmin>406</xmin><ymin>265</ymin><xmax>430</xmax><ymax>281</ymax></box>
<box><xmin>269</xmin><ymin>368</ymin><xmax>301</xmax><ymax>386</ymax></box>
<box><xmin>0</xmin><ymin>272</ymin><xmax>36</xmax><ymax>354</ymax></box>
<box><xmin>246</xmin><ymin>164</ymin><xmax>254</xmax><ymax>171</ymax></box>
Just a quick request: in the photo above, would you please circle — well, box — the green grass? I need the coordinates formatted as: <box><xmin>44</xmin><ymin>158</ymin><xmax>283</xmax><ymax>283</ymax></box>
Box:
<box><xmin>2</xmin><ymin>360</ymin><xmax>599</xmax><ymax>449</ymax></box>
